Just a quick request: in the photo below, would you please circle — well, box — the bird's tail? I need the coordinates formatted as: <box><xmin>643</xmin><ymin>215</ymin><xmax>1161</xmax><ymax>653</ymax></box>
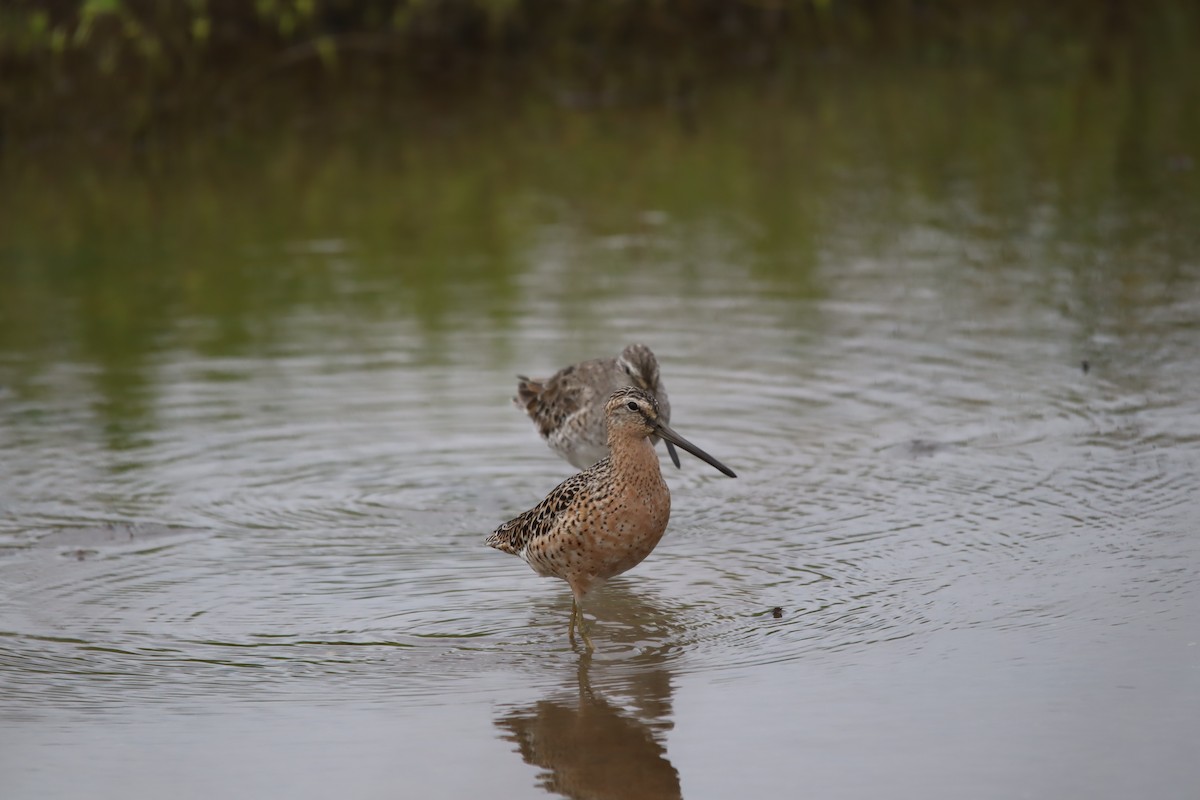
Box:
<box><xmin>513</xmin><ymin>375</ymin><xmax>544</xmax><ymax>410</ymax></box>
<box><xmin>484</xmin><ymin>522</ymin><xmax>522</xmax><ymax>555</ymax></box>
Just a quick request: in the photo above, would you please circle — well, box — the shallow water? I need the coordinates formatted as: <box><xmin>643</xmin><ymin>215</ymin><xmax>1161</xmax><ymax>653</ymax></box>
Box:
<box><xmin>3</xmin><ymin>73</ymin><xmax>1200</xmax><ymax>798</ymax></box>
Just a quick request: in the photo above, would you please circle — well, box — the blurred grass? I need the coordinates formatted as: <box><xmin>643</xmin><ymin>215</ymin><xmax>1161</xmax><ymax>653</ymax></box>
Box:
<box><xmin>2</xmin><ymin>1</ymin><xmax>1197</xmax><ymax>151</ymax></box>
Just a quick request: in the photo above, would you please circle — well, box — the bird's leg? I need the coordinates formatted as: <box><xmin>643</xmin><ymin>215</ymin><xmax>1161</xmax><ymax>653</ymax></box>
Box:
<box><xmin>568</xmin><ymin>596</ymin><xmax>594</xmax><ymax>651</ymax></box>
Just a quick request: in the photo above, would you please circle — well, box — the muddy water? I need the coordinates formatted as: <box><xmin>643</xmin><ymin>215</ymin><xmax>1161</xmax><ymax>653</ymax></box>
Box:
<box><xmin>3</xmin><ymin>79</ymin><xmax>1200</xmax><ymax>798</ymax></box>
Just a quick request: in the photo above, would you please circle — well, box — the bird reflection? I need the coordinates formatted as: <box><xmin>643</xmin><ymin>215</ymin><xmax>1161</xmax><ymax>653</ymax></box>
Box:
<box><xmin>495</xmin><ymin>584</ymin><xmax>681</xmax><ymax>800</ymax></box>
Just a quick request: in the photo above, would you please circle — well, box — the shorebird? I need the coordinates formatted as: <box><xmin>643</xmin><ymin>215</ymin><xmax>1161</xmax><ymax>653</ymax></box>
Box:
<box><xmin>486</xmin><ymin>387</ymin><xmax>736</xmax><ymax>649</ymax></box>
<box><xmin>514</xmin><ymin>343</ymin><xmax>681</xmax><ymax>470</ymax></box>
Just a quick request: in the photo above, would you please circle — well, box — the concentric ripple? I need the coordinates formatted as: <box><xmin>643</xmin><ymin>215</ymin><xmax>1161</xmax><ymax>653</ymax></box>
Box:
<box><xmin>3</xmin><ymin>232</ymin><xmax>1200</xmax><ymax>718</ymax></box>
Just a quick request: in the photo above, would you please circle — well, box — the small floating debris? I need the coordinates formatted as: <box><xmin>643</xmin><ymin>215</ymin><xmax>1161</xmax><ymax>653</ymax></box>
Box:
<box><xmin>877</xmin><ymin>439</ymin><xmax>957</xmax><ymax>459</ymax></box>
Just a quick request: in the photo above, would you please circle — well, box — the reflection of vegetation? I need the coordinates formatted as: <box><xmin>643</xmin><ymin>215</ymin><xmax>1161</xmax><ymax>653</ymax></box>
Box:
<box><xmin>2</xmin><ymin>59</ymin><xmax>1196</xmax><ymax>356</ymax></box>
<box><xmin>0</xmin><ymin>3</ymin><xmax>1196</xmax><ymax>439</ymax></box>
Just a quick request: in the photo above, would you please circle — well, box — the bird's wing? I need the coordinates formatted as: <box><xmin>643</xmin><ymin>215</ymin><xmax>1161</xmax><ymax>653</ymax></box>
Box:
<box><xmin>518</xmin><ymin>365</ymin><xmax>592</xmax><ymax>440</ymax></box>
<box><xmin>485</xmin><ymin>464</ymin><xmax>600</xmax><ymax>554</ymax></box>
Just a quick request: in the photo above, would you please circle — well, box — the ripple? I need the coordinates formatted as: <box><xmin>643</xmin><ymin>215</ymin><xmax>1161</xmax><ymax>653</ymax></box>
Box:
<box><xmin>4</xmin><ymin>257</ymin><xmax>1200</xmax><ymax>715</ymax></box>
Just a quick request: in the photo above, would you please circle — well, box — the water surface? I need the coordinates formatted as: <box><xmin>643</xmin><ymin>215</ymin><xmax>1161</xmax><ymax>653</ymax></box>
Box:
<box><xmin>2</xmin><ymin>71</ymin><xmax>1199</xmax><ymax>799</ymax></box>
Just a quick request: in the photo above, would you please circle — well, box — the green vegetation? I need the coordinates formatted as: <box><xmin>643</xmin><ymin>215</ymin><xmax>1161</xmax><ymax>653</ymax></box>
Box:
<box><xmin>2</xmin><ymin>1</ymin><xmax>1197</xmax><ymax>152</ymax></box>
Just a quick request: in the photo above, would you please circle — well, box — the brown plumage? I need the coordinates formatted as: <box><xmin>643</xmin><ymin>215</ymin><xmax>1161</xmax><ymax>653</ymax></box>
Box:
<box><xmin>487</xmin><ymin>386</ymin><xmax>736</xmax><ymax>649</ymax></box>
<box><xmin>514</xmin><ymin>343</ymin><xmax>680</xmax><ymax>470</ymax></box>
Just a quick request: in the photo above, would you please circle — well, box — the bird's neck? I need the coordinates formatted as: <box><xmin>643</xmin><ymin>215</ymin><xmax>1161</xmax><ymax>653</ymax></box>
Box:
<box><xmin>607</xmin><ymin>432</ymin><xmax>664</xmax><ymax>483</ymax></box>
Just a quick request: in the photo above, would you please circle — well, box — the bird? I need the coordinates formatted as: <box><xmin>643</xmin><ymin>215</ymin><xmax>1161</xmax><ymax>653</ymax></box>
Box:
<box><xmin>514</xmin><ymin>343</ymin><xmax>681</xmax><ymax>470</ymax></box>
<box><xmin>486</xmin><ymin>386</ymin><xmax>736</xmax><ymax>649</ymax></box>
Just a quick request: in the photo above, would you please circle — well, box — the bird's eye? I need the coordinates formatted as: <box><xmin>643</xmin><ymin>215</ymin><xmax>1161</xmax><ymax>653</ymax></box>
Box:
<box><xmin>626</xmin><ymin>400</ymin><xmax>639</xmax><ymax>411</ymax></box>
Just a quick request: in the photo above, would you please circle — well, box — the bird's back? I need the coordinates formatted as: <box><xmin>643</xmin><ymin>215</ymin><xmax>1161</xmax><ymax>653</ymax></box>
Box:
<box><xmin>516</xmin><ymin>356</ymin><xmax>622</xmax><ymax>468</ymax></box>
<box><xmin>515</xmin><ymin>346</ymin><xmax>671</xmax><ymax>469</ymax></box>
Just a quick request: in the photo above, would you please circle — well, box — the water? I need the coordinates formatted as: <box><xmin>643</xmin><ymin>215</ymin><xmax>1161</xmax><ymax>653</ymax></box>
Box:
<box><xmin>2</xmin><ymin>72</ymin><xmax>1199</xmax><ymax>799</ymax></box>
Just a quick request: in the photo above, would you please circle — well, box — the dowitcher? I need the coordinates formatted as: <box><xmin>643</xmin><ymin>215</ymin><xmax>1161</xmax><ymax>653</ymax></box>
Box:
<box><xmin>515</xmin><ymin>343</ymin><xmax>681</xmax><ymax>470</ymax></box>
<box><xmin>487</xmin><ymin>386</ymin><xmax>736</xmax><ymax>649</ymax></box>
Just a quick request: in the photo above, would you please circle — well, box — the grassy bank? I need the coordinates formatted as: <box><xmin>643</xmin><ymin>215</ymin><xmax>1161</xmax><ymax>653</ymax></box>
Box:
<box><xmin>2</xmin><ymin>0</ymin><xmax>1197</xmax><ymax>155</ymax></box>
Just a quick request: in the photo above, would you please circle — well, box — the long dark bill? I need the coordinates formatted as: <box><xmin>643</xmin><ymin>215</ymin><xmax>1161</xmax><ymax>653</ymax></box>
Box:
<box><xmin>665</xmin><ymin>441</ymin><xmax>682</xmax><ymax>469</ymax></box>
<box><xmin>653</xmin><ymin>421</ymin><xmax>737</xmax><ymax>478</ymax></box>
